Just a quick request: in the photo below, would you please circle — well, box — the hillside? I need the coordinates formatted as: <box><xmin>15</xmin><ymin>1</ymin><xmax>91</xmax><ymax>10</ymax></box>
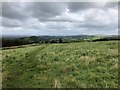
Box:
<box><xmin>2</xmin><ymin>41</ymin><xmax>118</xmax><ymax>88</ymax></box>
<box><xmin>2</xmin><ymin>35</ymin><xmax>119</xmax><ymax>47</ymax></box>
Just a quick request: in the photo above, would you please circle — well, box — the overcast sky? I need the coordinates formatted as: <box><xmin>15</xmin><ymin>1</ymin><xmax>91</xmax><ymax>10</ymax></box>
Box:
<box><xmin>1</xmin><ymin>1</ymin><xmax>118</xmax><ymax>36</ymax></box>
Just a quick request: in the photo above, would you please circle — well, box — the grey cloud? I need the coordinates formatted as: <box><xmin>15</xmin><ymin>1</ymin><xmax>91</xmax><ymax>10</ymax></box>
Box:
<box><xmin>68</xmin><ymin>2</ymin><xmax>117</xmax><ymax>12</ymax></box>
<box><xmin>74</xmin><ymin>20</ymin><xmax>117</xmax><ymax>31</ymax></box>
<box><xmin>46</xmin><ymin>22</ymin><xmax>69</xmax><ymax>30</ymax></box>
<box><xmin>37</xmin><ymin>18</ymin><xmax>81</xmax><ymax>22</ymax></box>
<box><xmin>105</xmin><ymin>2</ymin><xmax>118</xmax><ymax>8</ymax></box>
<box><xmin>1</xmin><ymin>2</ymin><xmax>118</xmax><ymax>36</ymax></box>
<box><xmin>68</xmin><ymin>2</ymin><xmax>94</xmax><ymax>12</ymax></box>
<box><xmin>0</xmin><ymin>2</ymin><xmax>2</xmax><ymax>16</ymax></box>
<box><xmin>2</xmin><ymin>17</ymin><xmax>23</xmax><ymax>27</ymax></box>
<box><xmin>27</xmin><ymin>2</ymin><xmax>67</xmax><ymax>20</ymax></box>
<box><xmin>118</xmin><ymin>2</ymin><xmax>120</xmax><ymax>28</ymax></box>
<box><xmin>2</xmin><ymin>2</ymin><xmax>29</xmax><ymax>20</ymax></box>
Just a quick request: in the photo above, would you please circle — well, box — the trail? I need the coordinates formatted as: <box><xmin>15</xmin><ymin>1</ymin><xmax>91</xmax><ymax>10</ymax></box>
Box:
<box><xmin>24</xmin><ymin>44</ymin><xmax>49</xmax><ymax>59</ymax></box>
<box><xmin>4</xmin><ymin>44</ymin><xmax>49</xmax><ymax>87</ymax></box>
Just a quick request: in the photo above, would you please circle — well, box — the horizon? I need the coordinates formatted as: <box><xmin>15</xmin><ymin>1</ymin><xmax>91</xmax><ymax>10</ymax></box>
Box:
<box><xmin>2</xmin><ymin>34</ymin><xmax>118</xmax><ymax>38</ymax></box>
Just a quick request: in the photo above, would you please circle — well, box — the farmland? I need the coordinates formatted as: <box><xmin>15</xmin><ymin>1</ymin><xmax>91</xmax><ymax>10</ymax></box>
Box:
<box><xmin>2</xmin><ymin>41</ymin><xmax>118</xmax><ymax>88</ymax></box>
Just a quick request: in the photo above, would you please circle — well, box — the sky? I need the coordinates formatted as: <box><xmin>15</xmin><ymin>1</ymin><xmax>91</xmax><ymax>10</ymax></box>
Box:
<box><xmin>1</xmin><ymin>1</ymin><xmax>118</xmax><ymax>36</ymax></box>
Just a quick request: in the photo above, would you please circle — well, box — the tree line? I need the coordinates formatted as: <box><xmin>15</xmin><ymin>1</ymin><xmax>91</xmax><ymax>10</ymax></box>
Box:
<box><xmin>2</xmin><ymin>38</ymin><xmax>63</xmax><ymax>47</ymax></box>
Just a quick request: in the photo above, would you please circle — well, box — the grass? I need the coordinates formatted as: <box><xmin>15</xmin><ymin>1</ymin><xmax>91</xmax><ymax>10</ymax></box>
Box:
<box><xmin>2</xmin><ymin>41</ymin><xmax>118</xmax><ymax>88</ymax></box>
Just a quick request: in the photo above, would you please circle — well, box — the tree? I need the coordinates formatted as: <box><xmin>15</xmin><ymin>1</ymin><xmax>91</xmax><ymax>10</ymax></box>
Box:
<box><xmin>59</xmin><ymin>38</ymin><xmax>62</xmax><ymax>43</ymax></box>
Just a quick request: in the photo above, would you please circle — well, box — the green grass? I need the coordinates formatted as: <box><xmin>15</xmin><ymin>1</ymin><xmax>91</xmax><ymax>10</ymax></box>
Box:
<box><xmin>2</xmin><ymin>41</ymin><xmax>118</xmax><ymax>88</ymax></box>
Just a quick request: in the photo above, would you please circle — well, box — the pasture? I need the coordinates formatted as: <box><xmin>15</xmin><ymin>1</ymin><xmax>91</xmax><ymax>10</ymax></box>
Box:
<box><xmin>2</xmin><ymin>41</ymin><xmax>118</xmax><ymax>88</ymax></box>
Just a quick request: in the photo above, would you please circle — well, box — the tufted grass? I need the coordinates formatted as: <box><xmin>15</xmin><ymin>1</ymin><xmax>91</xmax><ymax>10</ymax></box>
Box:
<box><xmin>2</xmin><ymin>41</ymin><xmax>118</xmax><ymax>88</ymax></box>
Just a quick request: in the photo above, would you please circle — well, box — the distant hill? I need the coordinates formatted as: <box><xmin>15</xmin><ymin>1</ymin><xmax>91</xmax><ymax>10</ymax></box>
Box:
<box><xmin>2</xmin><ymin>35</ymin><xmax>119</xmax><ymax>47</ymax></box>
<box><xmin>92</xmin><ymin>36</ymin><xmax>120</xmax><ymax>42</ymax></box>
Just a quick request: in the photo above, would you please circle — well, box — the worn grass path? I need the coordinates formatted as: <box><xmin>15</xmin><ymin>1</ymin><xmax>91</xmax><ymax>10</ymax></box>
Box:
<box><xmin>2</xmin><ymin>44</ymin><xmax>48</xmax><ymax>87</ymax></box>
<box><xmin>2</xmin><ymin>41</ymin><xmax>118</xmax><ymax>88</ymax></box>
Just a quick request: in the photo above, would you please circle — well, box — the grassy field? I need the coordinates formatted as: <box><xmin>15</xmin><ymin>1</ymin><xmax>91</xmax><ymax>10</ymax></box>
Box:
<box><xmin>2</xmin><ymin>41</ymin><xmax>118</xmax><ymax>88</ymax></box>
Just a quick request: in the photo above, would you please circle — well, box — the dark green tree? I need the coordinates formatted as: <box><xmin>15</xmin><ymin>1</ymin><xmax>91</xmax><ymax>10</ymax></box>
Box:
<box><xmin>59</xmin><ymin>38</ymin><xmax>62</xmax><ymax>43</ymax></box>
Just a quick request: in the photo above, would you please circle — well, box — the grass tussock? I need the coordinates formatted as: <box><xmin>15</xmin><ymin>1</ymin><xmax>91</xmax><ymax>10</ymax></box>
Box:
<box><xmin>2</xmin><ymin>41</ymin><xmax>118</xmax><ymax>88</ymax></box>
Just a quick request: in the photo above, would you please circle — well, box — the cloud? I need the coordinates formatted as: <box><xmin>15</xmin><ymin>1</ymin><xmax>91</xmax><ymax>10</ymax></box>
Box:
<box><xmin>46</xmin><ymin>11</ymin><xmax>85</xmax><ymax>22</ymax></box>
<box><xmin>67</xmin><ymin>2</ymin><xmax>117</xmax><ymax>12</ymax></box>
<box><xmin>2</xmin><ymin>17</ymin><xmax>23</xmax><ymax>27</ymax></box>
<box><xmin>27</xmin><ymin>2</ymin><xmax>67</xmax><ymax>21</ymax></box>
<box><xmin>1</xmin><ymin>2</ymin><xmax>118</xmax><ymax>36</ymax></box>
<box><xmin>80</xmin><ymin>8</ymin><xmax>118</xmax><ymax>29</ymax></box>
<box><xmin>2</xmin><ymin>2</ymin><xmax>29</xmax><ymax>20</ymax></box>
